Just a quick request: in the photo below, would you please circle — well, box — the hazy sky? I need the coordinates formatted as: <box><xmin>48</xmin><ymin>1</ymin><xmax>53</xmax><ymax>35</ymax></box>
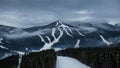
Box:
<box><xmin>0</xmin><ymin>0</ymin><xmax>120</xmax><ymax>27</ymax></box>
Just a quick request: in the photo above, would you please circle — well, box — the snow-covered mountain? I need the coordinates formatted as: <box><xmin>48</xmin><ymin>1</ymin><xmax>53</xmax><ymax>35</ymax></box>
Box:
<box><xmin>0</xmin><ymin>20</ymin><xmax>120</xmax><ymax>59</ymax></box>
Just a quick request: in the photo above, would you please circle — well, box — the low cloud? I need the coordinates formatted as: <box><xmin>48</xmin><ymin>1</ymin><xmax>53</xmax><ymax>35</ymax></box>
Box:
<box><xmin>79</xmin><ymin>26</ymin><xmax>97</xmax><ymax>33</ymax></box>
<box><xmin>75</xmin><ymin>10</ymin><xmax>93</xmax><ymax>15</ymax></box>
<box><xmin>0</xmin><ymin>9</ymin><xmax>120</xmax><ymax>28</ymax></box>
<box><xmin>66</xmin><ymin>10</ymin><xmax>102</xmax><ymax>22</ymax></box>
<box><xmin>4</xmin><ymin>28</ymin><xmax>51</xmax><ymax>39</ymax></box>
<box><xmin>0</xmin><ymin>11</ymin><xmax>58</xmax><ymax>27</ymax></box>
<box><xmin>107</xmin><ymin>18</ymin><xmax>120</xmax><ymax>25</ymax></box>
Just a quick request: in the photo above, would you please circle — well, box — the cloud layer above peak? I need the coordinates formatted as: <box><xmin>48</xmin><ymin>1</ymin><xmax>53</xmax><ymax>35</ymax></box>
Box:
<box><xmin>0</xmin><ymin>0</ymin><xmax>120</xmax><ymax>27</ymax></box>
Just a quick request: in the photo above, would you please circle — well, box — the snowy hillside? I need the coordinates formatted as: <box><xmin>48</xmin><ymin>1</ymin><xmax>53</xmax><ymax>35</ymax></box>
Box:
<box><xmin>0</xmin><ymin>20</ymin><xmax>120</xmax><ymax>59</ymax></box>
<box><xmin>56</xmin><ymin>56</ymin><xmax>90</xmax><ymax>68</ymax></box>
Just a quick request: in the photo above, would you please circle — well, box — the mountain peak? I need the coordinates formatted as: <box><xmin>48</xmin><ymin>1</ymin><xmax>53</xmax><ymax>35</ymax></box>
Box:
<box><xmin>54</xmin><ymin>20</ymin><xmax>75</xmax><ymax>28</ymax></box>
<box><xmin>56</xmin><ymin>20</ymin><xmax>63</xmax><ymax>24</ymax></box>
<box><xmin>45</xmin><ymin>20</ymin><xmax>67</xmax><ymax>28</ymax></box>
<box><xmin>24</xmin><ymin>20</ymin><xmax>76</xmax><ymax>32</ymax></box>
<box><xmin>54</xmin><ymin>20</ymin><xmax>64</xmax><ymax>27</ymax></box>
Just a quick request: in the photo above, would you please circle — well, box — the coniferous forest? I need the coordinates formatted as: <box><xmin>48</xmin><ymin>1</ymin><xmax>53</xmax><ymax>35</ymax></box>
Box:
<box><xmin>58</xmin><ymin>47</ymin><xmax>120</xmax><ymax>68</ymax></box>
<box><xmin>21</xmin><ymin>49</ymin><xmax>56</xmax><ymax>68</ymax></box>
<box><xmin>0</xmin><ymin>49</ymin><xmax>56</xmax><ymax>68</ymax></box>
<box><xmin>0</xmin><ymin>48</ymin><xmax>120</xmax><ymax>68</ymax></box>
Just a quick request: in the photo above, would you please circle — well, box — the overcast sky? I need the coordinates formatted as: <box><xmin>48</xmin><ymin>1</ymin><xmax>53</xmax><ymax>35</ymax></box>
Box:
<box><xmin>0</xmin><ymin>0</ymin><xmax>120</xmax><ymax>27</ymax></box>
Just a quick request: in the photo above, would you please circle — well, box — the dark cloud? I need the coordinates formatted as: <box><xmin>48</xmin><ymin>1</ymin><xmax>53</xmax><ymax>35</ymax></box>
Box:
<box><xmin>0</xmin><ymin>0</ymin><xmax>120</xmax><ymax>27</ymax></box>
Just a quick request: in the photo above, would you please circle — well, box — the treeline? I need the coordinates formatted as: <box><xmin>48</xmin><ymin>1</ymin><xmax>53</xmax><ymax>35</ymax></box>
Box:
<box><xmin>58</xmin><ymin>47</ymin><xmax>120</xmax><ymax>68</ymax></box>
<box><xmin>1</xmin><ymin>47</ymin><xmax>120</xmax><ymax>68</ymax></box>
<box><xmin>0</xmin><ymin>49</ymin><xmax>56</xmax><ymax>68</ymax></box>
<box><xmin>21</xmin><ymin>49</ymin><xmax>56</xmax><ymax>68</ymax></box>
<box><xmin>0</xmin><ymin>55</ymin><xmax>19</xmax><ymax>68</ymax></box>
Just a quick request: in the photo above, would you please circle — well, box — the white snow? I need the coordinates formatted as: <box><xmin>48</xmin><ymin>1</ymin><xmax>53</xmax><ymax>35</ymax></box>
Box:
<box><xmin>56</xmin><ymin>56</ymin><xmax>90</xmax><ymax>68</ymax></box>
<box><xmin>63</xmin><ymin>27</ymin><xmax>73</xmax><ymax>37</ymax></box>
<box><xmin>18</xmin><ymin>55</ymin><xmax>22</xmax><ymax>68</ymax></box>
<box><xmin>0</xmin><ymin>38</ymin><xmax>3</xmax><ymax>44</ymax></box>
<box><xmin>0</xmin><ymin>45</ymin><xmax>8</xmax><ymax>50</ymax></box>
<box><xmin>14</xmin><ymin>51</ymin><xmax>25</xmax><ymax>55</ymax></box>
<box><xmin>57</xmin><ymin>21</ymin><xmax>73</xmax><ymax>37</ymax></box>
<box><xmin>75</xmin><ymin>28</ymin><xmax>85</xmax><ymax>36</ymax></box>
<box><xmin>46</xmin><ymin>36</ymin><xmax>51</xmax><ymax>42</ymax></box>
<box><xmin>11</xmin><ymin>50</ymin><xmax>25</xmax><ymax>68</ymax></box>
<box><xmin>25</xmin><ymin>48</ymin><xmax>28</xmax><ymax>51</ymax></box>
<box><xmin>38</xmin><ymin>35</ymin><xmax>46</xmax><ymax>43</ymax></box>
<box><xmin>38</xmin><ymin>28</ymin><xmax>63</xmax><ymax>51</ymax></box>
<box><xmin>66</xmin><ymin>26</ymin><xmax>73</xmax><ymax>34</ymax></box>
<box><xmin>52</xmin><ymin>28</ymin><xmax>56</xmax><ymax>39</ymax></box>
<box><xmin>0</xmin><ymin>48</ymin><xmax>25</xmax><ymax>67</ymax></box>
<box><xmin>99</xmin><ymin>35</ymin><xmax>112</xmax><ymax>45</ymax></box>
<box><xmin>0</xmin><ymin>53</ymin><xmax>12</xmax><ymax>60</ymax></box>
<box><xmin>107</xmin><ymin>19</ymin><xmax>119</xmax><ymax>26</ymax></box>
<box><xmin>56</xmin><ymin>22</ymin><xmax>59</xmax><ymax>27</ymax></box>
<box><xmin>74</xmin><ymin>39</ymin><xmax>80</xmax><ymax>48</ymax></box>
<box><xmin>54</xmin><ymin>48</ymin><xmax>65</xmax><ymax>51</ymax></box>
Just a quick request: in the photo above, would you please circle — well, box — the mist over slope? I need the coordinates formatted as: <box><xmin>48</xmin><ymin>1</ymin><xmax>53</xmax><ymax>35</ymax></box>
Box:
<box><xmin>0</xmin><ymin>20</ymin><xmax>120</xmax><ymax>59</ymax></box>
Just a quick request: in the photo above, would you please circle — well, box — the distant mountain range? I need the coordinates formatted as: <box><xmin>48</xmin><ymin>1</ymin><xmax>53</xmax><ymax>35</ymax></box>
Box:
<box><xmin>0</xmin><ymin>20</ymin><xmax>120</xmax><ymax>59</ymax></box>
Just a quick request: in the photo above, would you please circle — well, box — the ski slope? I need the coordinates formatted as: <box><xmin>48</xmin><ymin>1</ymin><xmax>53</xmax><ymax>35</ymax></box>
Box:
<box><xmin>99</xmin><ymin>35</ymin><xmax>112</xmax><ymax>45</ymax></box>
<box><xmin>56</xmin><ymin>56</ymin><xmax>90</xmax><ymax>68</ymax></box>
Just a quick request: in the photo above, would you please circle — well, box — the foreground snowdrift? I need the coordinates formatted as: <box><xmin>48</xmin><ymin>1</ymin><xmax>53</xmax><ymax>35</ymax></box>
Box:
<box><xmin>56</xmin><ymin>56</ymin><xmax>90</xmax><ymax>68</ymax></box>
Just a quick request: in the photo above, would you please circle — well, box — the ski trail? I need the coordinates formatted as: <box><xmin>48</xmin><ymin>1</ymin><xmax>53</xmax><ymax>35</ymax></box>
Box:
<box><xmin>57</xmin><ymin>21</ymin><xmax>73</xmax><ymax>37</ymax></box>
<box><xmin>0</xmin><ymin>38</ymin><xmax>3</xmax><ymax>44</ymax></box>
<box><xmin>52</xmin><ymin>28</ymin><xmax>56</xmax><ymax>39</ymax></box>
<box><xmin>18</xmin><ymin>55</ymin><xmax>22</xmax><ymax>68</ymax></box>
<box><xmin>0</xmin><ymin>38</ymin><xmax>25</xmax><ymax>68</ymax></box>
<box><xmin>0</xmin><ymin>45</ymin><xmax>8</xmax><ymax>50</ymax></box>
<box><xmin>75</xmin><ymin>29</ymin><xmax>85</xmax><ymax>36</ymax></box>
<box><xmin>66</xmin><ymin>26</ymin><xmax>73</xmax><ymax>34</ymax></box>
<box><xmin>46</xmin><ymin>36</ymin><xmax>51</xmax><ymax>43</ymax></box>
<box><xmin>56</xmin><ymin>22</ymin><xmax>59</xmax><ymax>27</ymax></box>
<box><xmin>63</xmin><ymin>27</ymin><xmax>73</xmax><ymax>37</ymax></box>
<box><xmin>56</xmin><ymin>56</ymin><xmax>90</xmax><ymax>68</ymax></box>
<box><xmin>38</xmin><ymin>28</ymin><xmax>63</xmax><ymax>51</ymax></box>
<box><xmin>11</xmin><ymin>51</ymin><xmax>25</xmax><ymax>68</ymax></box>
<box><xmin>38</xmin><ymin>35</ymin><xmax>46</xmax><ymax>43</ymax></box>
<box><xmin>0</xmin><ymin>53</ymin><xmax>12</xmax><ymax>60</ymax></box>
<box><xmin>99</xmin><ymin>35</ymin><xmax>112</xmax><ymax>45</ymax></box>
<box><xmin>74</xmin><ymin>39</ymin><xmax>80</xmax><ymax>48</ymax></box>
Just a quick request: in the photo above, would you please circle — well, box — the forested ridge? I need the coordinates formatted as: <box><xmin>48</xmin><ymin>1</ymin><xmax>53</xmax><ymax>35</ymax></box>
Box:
<box><xmin>58</xmin><ymin>47</ymin><xmax>120</xmax><ymax>68</ymax></box>
<box><xmin>0</xmin><ymin>48</ymin><xmax>120</xmax><ymax>68</ymax></box>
